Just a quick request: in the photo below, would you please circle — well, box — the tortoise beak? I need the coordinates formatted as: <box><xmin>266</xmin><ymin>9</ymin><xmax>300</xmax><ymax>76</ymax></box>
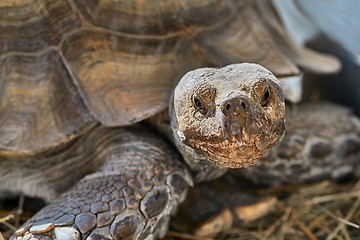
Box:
<box><xmin>220</xmin><ymin>94</ymin><xmax>255</xmax><ymax>144</ymax></box>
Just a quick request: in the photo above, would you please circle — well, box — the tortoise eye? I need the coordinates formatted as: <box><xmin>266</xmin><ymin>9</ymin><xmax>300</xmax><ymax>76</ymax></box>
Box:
<box><xmin>261</xmin><ymin>87</ymin><xmax>270</xmax><ymax>106</ymax></box>
<box><xmin>193</xmin><ymin>95</ymin><xmax>207</xmax><ymax>114</ymax></box>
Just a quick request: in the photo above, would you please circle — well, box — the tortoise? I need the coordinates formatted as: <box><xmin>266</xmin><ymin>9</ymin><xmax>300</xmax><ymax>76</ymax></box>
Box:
<box><xmin>0</xmin><ymin>0</ymin><xmax>358</xmax><ymax>239</ymax></box>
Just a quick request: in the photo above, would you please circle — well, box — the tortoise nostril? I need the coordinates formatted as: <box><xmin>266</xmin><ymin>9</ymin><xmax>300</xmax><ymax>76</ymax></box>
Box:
<box><xmin>222</xmin><ymin>95</ymin><xmax>250</xmax><ymax>116</ymax></box>
<box><xmin>225</xmin><ymin>102</ymin><xmax>231</xmax><ymax>111</ymax></box>
<box><xmin>241</xmin><ymin>101</ymin><xmax>246</xmax><ymax>109</ymax></box>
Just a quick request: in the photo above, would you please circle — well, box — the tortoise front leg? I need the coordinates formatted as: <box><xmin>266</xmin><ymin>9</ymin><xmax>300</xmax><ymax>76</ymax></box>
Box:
<box><xmin>12</xmin><ymin>126</ymin><xmax>192</xmax><ymax>240</ymax></box>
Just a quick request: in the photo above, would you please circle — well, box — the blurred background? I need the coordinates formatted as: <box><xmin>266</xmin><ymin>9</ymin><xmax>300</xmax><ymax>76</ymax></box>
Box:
<box><xmin>274</xmin><ymin>0</ymin><xmax>360</xmax><ymax>115</ymax></box>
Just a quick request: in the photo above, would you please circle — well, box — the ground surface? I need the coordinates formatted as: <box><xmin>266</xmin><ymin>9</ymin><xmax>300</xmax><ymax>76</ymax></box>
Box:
<box><xmin>1</xmin><ymin>180</ymin><xmax>360</xmax><ymax>240</ymax></box>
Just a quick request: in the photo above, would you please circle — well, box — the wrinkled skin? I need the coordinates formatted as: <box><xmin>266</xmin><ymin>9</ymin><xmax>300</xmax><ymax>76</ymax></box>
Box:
<box><xmin>172</xmin><ymin>63</ymin><xmax>285</xmax><ymax>168</ymax></box>
<box><xmin>8</xmin><ymin>63</ymin><xmax>286</xmax><ymax>240</ymax></box>
<box><xmin>234</xmin><ymin>102</ymin><xmax>360</xmax><ymax>185</ymax></box>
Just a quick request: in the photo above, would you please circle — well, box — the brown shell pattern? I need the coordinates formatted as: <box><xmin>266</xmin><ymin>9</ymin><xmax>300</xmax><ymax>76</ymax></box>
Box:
<box><xmin>0</xmin><ymin>0</ymin><xmax>339</xmax><ymax>155</ymax></box>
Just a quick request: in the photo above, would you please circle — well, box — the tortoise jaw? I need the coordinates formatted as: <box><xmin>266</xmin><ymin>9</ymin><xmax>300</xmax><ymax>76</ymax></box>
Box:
<box><xmin>178</xmin><ymin>96</ymin><xmax>286</xmax><ymax>168</ymax></box>
<box><xmin>175</xmin><ymin>113</ymin><xmax>285</xmax><ymax>168</ymax></box>
<box><xmin>184</xmin><ymin>122</ymin><xmax>283</xmax><ymax>168</ymax></box>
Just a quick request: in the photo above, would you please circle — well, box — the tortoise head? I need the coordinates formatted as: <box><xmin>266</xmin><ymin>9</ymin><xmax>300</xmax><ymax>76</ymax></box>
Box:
<box><xmin>172</xmin><ymin>63</ymin><xmax>285</xmax><ymax>168</ymax></box>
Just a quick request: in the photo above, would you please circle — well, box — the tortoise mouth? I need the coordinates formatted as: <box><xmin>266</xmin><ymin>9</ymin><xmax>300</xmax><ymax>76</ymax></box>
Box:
<box><xmin>184</xmin><ymin>122</ymin><xmax>283</xmax><ymax>168</ymax></box>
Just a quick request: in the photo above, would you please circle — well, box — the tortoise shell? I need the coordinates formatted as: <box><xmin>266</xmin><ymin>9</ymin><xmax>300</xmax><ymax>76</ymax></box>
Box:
<box><xmin>0</xmin><ymin>0</ymin><xmax>339</xmax><ymax>155</ymax></box>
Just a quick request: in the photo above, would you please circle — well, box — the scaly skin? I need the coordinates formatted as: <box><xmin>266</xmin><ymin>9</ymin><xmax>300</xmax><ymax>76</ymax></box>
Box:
<box><xmin>12</xmin><ymin>126</ymin><xmax>192</xmax><ymax>239</ymax></box>
<box><xmin>9</xmin><ymin>63</ymin><xmax>285</xmax><ymax>239</ymax></box>
<box><xmin>235</xmin><ymin>102</ymin><xmax>360</xmax><ymax>185</ymax></box>
<box><xmin>168</xmin><ymin>103</ymin><xmax>360</xmax><ymax>237</ymax></box>
<box><xmin>172</xmin><ymin>63</ymin><xmax>285</xmax><ymax>170</ymax></box>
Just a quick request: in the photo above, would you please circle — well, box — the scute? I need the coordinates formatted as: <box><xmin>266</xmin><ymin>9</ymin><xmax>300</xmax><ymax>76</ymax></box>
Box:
<box><xmin>193</xmin><ymin>0</ymin><xmax>299</xmax><ymax>76</ymax></box>
<box><xmin>75</xmin><ymin>0</ymin><xmax>233</xmax><ymax>35</ymax></box>
<box><xmin>256</xmin><ymin>0</ymin><xmax>340</xmax><ymax>73</ymax></box>
<box><xmin>0</xmin><ymin>0</ymin><xmax>340</xmax><ymax>155</ymax></box>
<box><xmin>0</xmin><ymin>0</ymin><xmax>80</xmax><ymax>54</ymax></box>
<box><xmin>61</xmin><ymin>30</ymin><xmax>199</xmax><ymax>126</ymax></box>
<box><xmin>75</xmin><ymin>0</ymin><xmax>185</xmax><ymax>35</ymax></box>
<box><xmin>0</xmin><ymin>50</ymin><xmax>94</xmax><ymax>155</ymax></box>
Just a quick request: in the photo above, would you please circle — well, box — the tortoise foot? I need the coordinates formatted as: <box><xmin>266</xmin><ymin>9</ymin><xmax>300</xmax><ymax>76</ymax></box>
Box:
<box><xmin>11</xmin><ymin>127</ymin><xmax>192</xmax><ymax>240</ymax></box>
